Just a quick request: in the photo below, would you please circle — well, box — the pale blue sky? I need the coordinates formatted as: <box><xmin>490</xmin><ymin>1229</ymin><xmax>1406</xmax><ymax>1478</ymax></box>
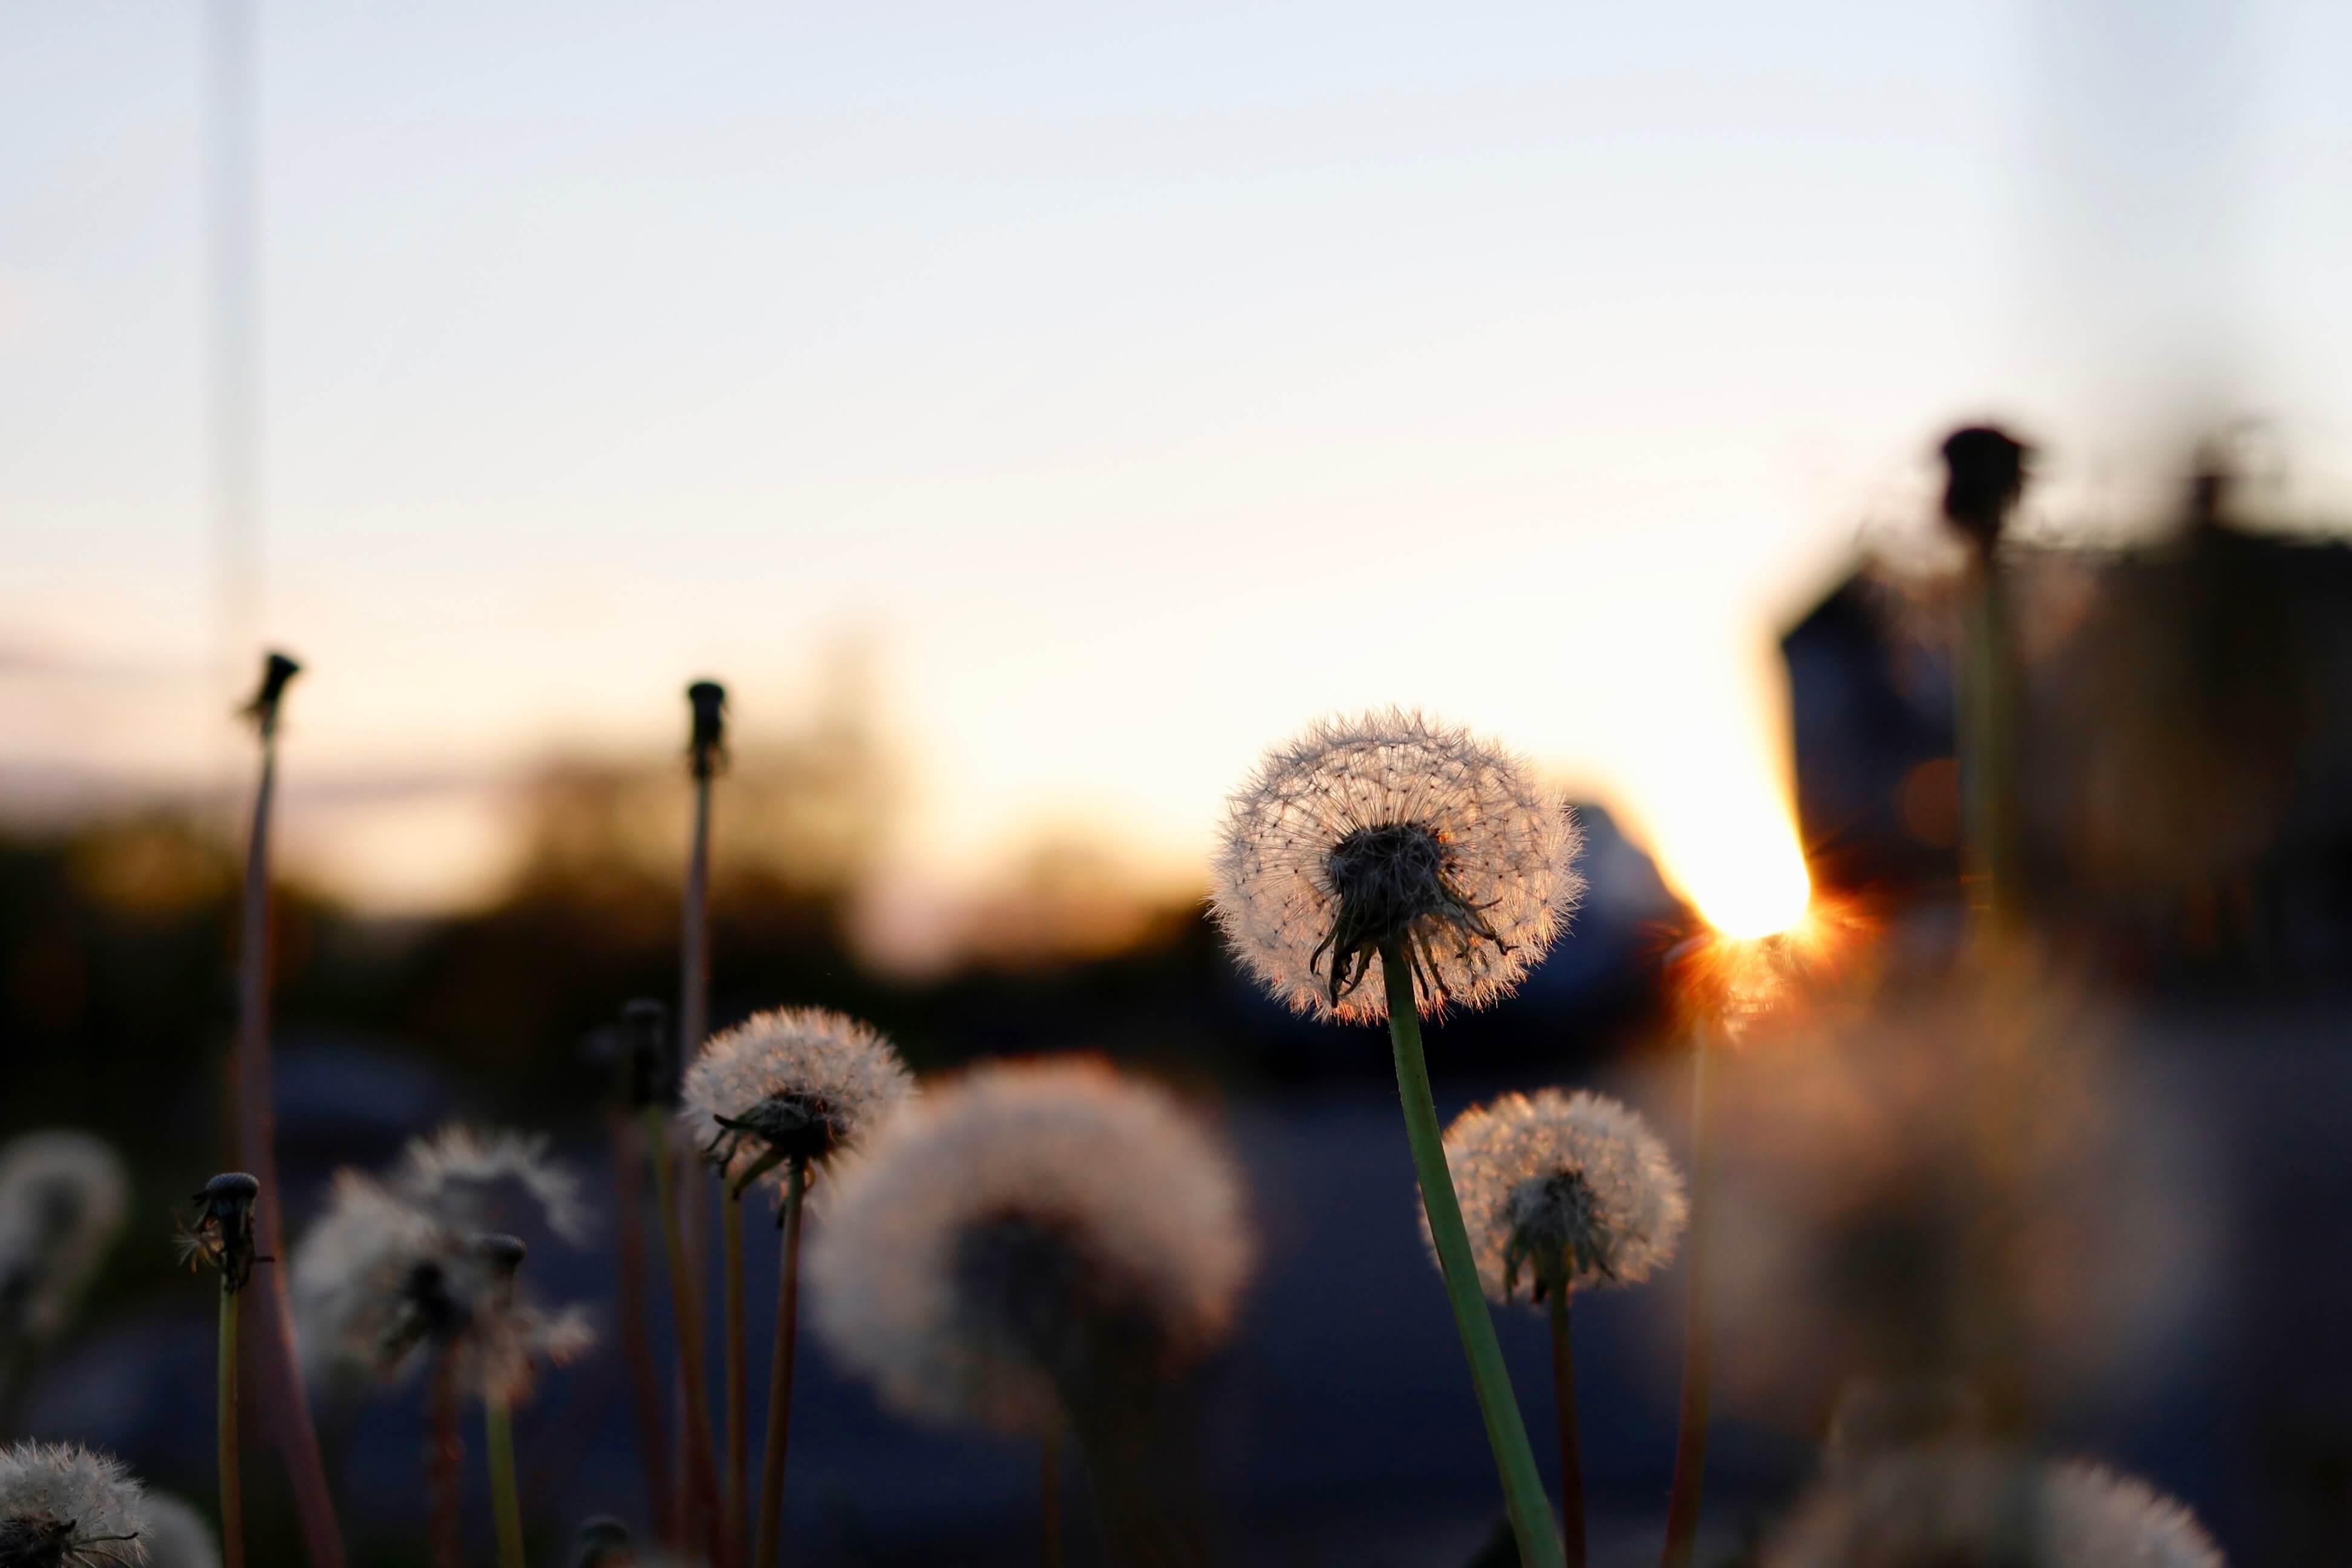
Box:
<box><xmin>5</xmin><ymin>1</ymin><xmax>2346</xmax><ymax>928</ymax></box>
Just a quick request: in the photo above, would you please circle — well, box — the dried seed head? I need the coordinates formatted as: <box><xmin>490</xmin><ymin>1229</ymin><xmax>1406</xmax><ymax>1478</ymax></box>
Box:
<box><xmin>686</xmin><ymin>680</ymin><xmax>728</xmax><ymax>780</ymax></box>
<box><xmin>178</xmin><ymin>1174</ymin><xmax>263</xmax><ymax>1295</ymax></box>
<box><xmin>1762</xmin><ymin>1445</ymin><xmax>2222</xmax><ymax>1568</ymax></box>
<box><xmin>679</xmin><ymin>1009</ymin><xmax>913</xmax><ymax>1200</ymax></box>
<box><xmin>1432</xmin><ymin>1089</ymin><xmax>1685</xmax><ymax>1305</ymax></box>
<box><xmin>133</xmin><ymin>1495</ymin><xmax>218</xmax><ymax>1568</ymax></box>
<box><xmin>1939</xmin><ymin>425</ymin><xmax>2033</xmax><ymax>554</ymax></box>
<box><xmin>394</xmin><ymin>1127</ymin><xmax>592</xmax><ymax>1249</ymax></box>
<box><xmin>808</xmin><ymin>1059</ymin><xmax>1252</xmax><ymax>1437</ymax></box>
<box><xmin>240</xmin><ymin>650</ymin><xmax>301</xmax><ymax>739</ymax></box>
<box><xmin>1212</xmin><ymin>709</ymin><xmax>1582</xmax><ymax>1022</ymax></box>
<box><xmin>458</xmin><ymin>1233</ymin><xmax>592</xmax><ymax>1407</ymax></box>
<box><xmin>0</xmin><ymin>1132</ymin><xmax>130</xmax><ymax>1350</ymax></box>
<box><xmin>0</xmin><ymin>1442</ymin><xmax>149</xmax><ymax>1567</ymax></box>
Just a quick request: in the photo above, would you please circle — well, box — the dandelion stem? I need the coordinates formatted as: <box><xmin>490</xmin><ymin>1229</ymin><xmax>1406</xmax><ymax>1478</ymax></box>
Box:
<box><xmin>609</xmin><ymin>1110</ymin><xmax>675</xmax><ymax>1545</ymax></box>
<box><xmin>1547</xmin><ymin>1289</ymin><xmax>1586</xmax><ymax>1568</ymax></box>
<box><xmin>486</xmin><ymin>1393</ymin><xmax>527</xmax><ymax>1568</ymax></box>
<box><xmin>428</xmin><ymin>1347</ymin><xmax>464</xmax><ymax>1568</ymax></box>
<box><xmin>1380</xmin><ymin>941</ymin><xmax>1565</xmax><ymax>1568</ymax></box>
<box><xmin>1039</xmin><ymin>1425</ymin><xmax>1063</xmax><ymax>1568</ymax></box>
<box><xmin>723</xmin><ymin>1186</ymin><xmax>748</xmax><ymax>1567</ymax></box>
<box><xmin>230</xmin><ymin>654</ymin><xmax>348</xmax><ymax>1568</ymax></box>
<box><xmin>1659</xmin><ymin>1025</ymin><xmax>1717</xmax><ymax>1568</ymax></box>
<box><xmin>218</xmin><ymin>1282</ymin><xmax>244</xmax><ymax>1568</ymax></box>
<box><xmin>644</xmin><ymin>1103</ymin><xmax>724</xmax><ymax>1568</ymax></box>
<box><xmin>1961</xmin><ymin>557</ymin><xmax>2025</xmax><ymax>937</ymax></box>
<box><xmin>753</xmin><ymin>1158</ymin><xmax>806</xmax><ymax>1568</ymax></box>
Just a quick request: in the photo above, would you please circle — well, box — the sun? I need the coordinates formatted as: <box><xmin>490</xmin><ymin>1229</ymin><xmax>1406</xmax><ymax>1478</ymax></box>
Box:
<box><xmin>1654</xmin><ymin>807</ymin><xmax>1814</xmax><ymax>942</ymax></box>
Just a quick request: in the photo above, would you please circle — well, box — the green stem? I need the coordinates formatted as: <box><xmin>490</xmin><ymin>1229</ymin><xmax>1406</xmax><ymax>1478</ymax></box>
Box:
<box><xmin>753</xmin><ymin>1159</ymin><xmax>806</xmax><ymax>1568</ymax></box>
<box><xmin>724</xmin><ymin>1187</ymin><xmax>748</xmax><ymax>1567</ymax></box>
<box><xmin>486</xmin><ymin>1393</ymin><xmax>526</xmax><ymax>1568</ymax></box>
<box><xmin>1039</xmin><ymin>1426</ymin><xmax>1063</xmax><ymax>1568</ymax></box>
<box><xmin>218</xmin><ymin>1285</ymin><xmax>244</xmax><ymax>1568</ymax></box>
<box><xmin>1548</xmin><ymin>1290</ymin><xmax>1586</xmax><ymax>1568</ymax></box>
<box><xmin>1380</xmin><ymin>942</ymin><xmax>1565</xmax><ymax>1568</ymax></box>
<box><xmin>1659</xmin><ymin>1026</ymin><xmax>1717</xmax><ymax>1568</ymax></box>
<box><xmin>645</xmin><ymin>1105</ymin><xmax>722</xmax><ymax>1567</ymax></box>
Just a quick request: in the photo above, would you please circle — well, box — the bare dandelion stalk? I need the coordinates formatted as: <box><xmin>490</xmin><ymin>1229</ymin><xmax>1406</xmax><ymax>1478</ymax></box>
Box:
<box><xmin>722</xmin><ymin>1186</ymin><xmax>747</xmax><ymax>1568</ymax></box>
<box><xmin>644</xmin><ymin>1097</ymin><xmax>722</xmax><ymax>1567</ymax></box>
<box><xmin>1547</xmin><ymin>1289</ymin><xmax>1585</xmax><ymax>1568</ymax></box>
<box><xmin>753</xmin><ymin>1158</ymin><xmax>806</xmax><ymax>1568</ymax></box>
<box><xmin>428</xmin><ymin>1347</ymin><xmax>463</xmax><ymax>1568</ymax></box>
<box><xmin>230</xmin><ymin>652</ymin><xmax>348</xmax><ymax>1568</ymax></box>
<box><xmin>607</xmin><ymin>1106</ymin><xmax>673</xmax><ymax>1544</ymax></box>
<box><xmin>1660</xmin><ymin>1025</ymin><xmax>1718</xmax><ymax>1568</ymax></box>
<box><xmin>679</xmin><ymin>681</ymin><xmax>725</xmax><ymax>1566</ymax></box>
<box><xmin>486</xmin><ymin>1393</ymin><xmax>526</xmax><ymax>1568</ymax></box>
<box><xmin>1942</xmin><ymin>426</ymin><xmax>2031</xmax><ymax>937</ymax></box>
<box><xmin>1039</xmin><ymin>1425</ymin><xmax>1063</xmax><ymax>1568</ymax></box>
<box><xmin>188</xmin><ymin>1172</ymin><xmax>261</xmax><ymax>1568</ymax></box>
<box><xmin>1380</xmin><ymin>944</ymin><xmax>1566</xmax><ymax>1568</ymax></box>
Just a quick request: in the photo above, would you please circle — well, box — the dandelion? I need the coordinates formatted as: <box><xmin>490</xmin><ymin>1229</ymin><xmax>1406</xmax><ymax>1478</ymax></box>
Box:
<box><xmin>136</xmin><ymin>1495</ymin><xmax>220</xmax><ymax>1568</ymax></box>
<box><xmin>1211</xmin><ymin>708</ymin><xmax>1582</xmax><ymax>1023</ymax></box>
<box><xmin>1761</xmin><ymin>1445</ymin><xmax>2223</xmax><ymax>1568</ymax></box>
<box><xmin>0</xmin><ymin>1441</ymin><xmax>149</xmax><ymax>1567</ymax></box>
<box><xmin>0</xmin><ymin>1132</ymin><xmax>130</xmax><ymax>1360</ymax></box>
<box><xmin>1213</xmin><ymin>710</ymin><xmax>1577</xmax><ymax>1568</ymax></box>
<box><xmin>680</xmin><ymin>1009</ymin><xmax>913</xmax><ymax>1568</ymax></box>
<box><xmin>1432</xmin><ymin>1090</ymin><xmax>1685</xmax><ymax>1567</ymax></box>
<box><xmin>809</xmin><ymin>1059</ymin><xmax>1249</xmax><ymax>1564</ymax></box>
<box><xmin>394</xmin><ymin>1126</ymin><xmax>593</xmax><ymax>1249</ymax></box>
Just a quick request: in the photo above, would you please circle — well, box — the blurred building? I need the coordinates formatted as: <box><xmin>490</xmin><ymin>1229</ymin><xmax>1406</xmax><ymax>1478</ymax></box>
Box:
<box><xmin>1783</xmin><ymin>470</ymin><xmax>2352</xmax><ymax>984</ymax></box>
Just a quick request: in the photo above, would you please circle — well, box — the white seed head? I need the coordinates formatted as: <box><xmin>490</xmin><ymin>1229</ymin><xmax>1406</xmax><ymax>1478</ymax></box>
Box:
<box><xmin>0</xmin><ymin>1441</ymin><xmax>149</xmax><ymax>1566</ymax></box>
<box><xmin>394</xmin><ymin>1126</ymin><xmax>592</xmax><ymax>1248</ymax></box>
<box><xmin>808</xmin><ymin>1059</ymin><xmax>1252</xmax><ymax>1437</ymax></box>
<box><xmin>0</xmin><ymin>1132</ymin><xmax>131</xmax><ymax>1348</ymax></box>
<box><xmin>1212</xmin><ymin>709</ymin><xmax>1583</xmax><ymax>1022</ymax></box>
<box><xmin>1431</xmin><ymin>1088</ymin><xmax>1685</xmax><ymax>1305</ymax></box>
<box><xmin>136</xmin><ymin>1494</ymin><xmax>220</xmax><ymax>1568</ymax></box>
<box><xmin>678</xmin><ymin>1008</ymin><xmax>913</xmax><ymax>1195</ymax></box>
<box><xmin>1763</xmin><ymin>1446</ymin><xmax>2223</xmax><ymax>1568</ymax></box>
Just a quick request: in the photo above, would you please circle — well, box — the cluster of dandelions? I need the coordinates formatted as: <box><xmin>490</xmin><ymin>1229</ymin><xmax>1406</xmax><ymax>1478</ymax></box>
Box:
<box><xmin>808</xmin><ymin>1058</ymin><xmax>1251</xmax><ymax>1438</ymax></box>
<box><xmin>292</xmin><ymin>1125</ymin><xmax>593</xmax><ymax>1403</ymax></box>
<box><xmin>1211</xmin><ymin>708</ymin><xmax>1582</xmax><ymax>1022</ymax></box>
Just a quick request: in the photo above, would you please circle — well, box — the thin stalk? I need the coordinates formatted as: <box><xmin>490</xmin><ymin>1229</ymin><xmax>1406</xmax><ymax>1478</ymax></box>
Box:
<box><xmin>1039</xmin><ymin>1426</ymin><xmax>1063</xmax><ymax>1568</ymax></box>
<box><xmin>753</xmin><ymin>1159</ymin><xmax>807</xmax><ymax>1568</ymax></box>
<box><xmin>231</xmin><ymin>663</ymin><xmax>348</xmax><ymax>1568</ymax></box>
<box><xmin>644</xmin><ymin>1105</ymin><xmax>723</xmax><ymax>1567</ymax></box>
<box><xmin>608</xmin><ymin>1111</ymin><xmax>675</xmax><ymax>1545</ymax></box>
<box><xmin>486</xmin><ymin>1393</ymin><xmax>526</xmax><ymax>1568</ymax></box>
<box><xmin>1547</xmin><ymin>1290</ymin><xmax>1585</xmax><ymax>1568</ymax></box>
<box><xmin>1960</xmin><ymin>553</ymin><xmax>2024</xmax><ymax>938</ymax></box>
<box><xmin>1379</xmin><ymin>942</ymin><xmax>1565</xmax><ymax>1568</ymax></box>
<box><xmin>218</xmin><ymin>1285</ymin><xmax>244</xmax><ymax>1568</ymax></box>
<box><xmin>428</xmin><ymin>1348</ymin><xmax>463</xmax><ymax>1568</ymax></box>
<box><xmin>1659</xmin><ymin>1025</ymin><xmax>1718</xmax><ymax>1568</ymax></box>
<box><xmin>724</xmin><ymin>1187</ymin><xmax>748</xmax><ymax>1568</ymax></box>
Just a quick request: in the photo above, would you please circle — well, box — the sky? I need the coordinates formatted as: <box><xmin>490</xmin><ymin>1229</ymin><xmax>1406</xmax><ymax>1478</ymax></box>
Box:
<box><xmin>5</xmin><ymin>1</ymin><xmax>2349</xmax><ymax>938</ymax></box>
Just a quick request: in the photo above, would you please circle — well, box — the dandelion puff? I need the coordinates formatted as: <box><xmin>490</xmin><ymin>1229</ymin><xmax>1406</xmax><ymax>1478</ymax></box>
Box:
<box><xmin>459</xmin><ymin>1235</ymin><xmax>595</xmax><ymax>1408</ymax></box>
<box><xmin>1432</xmin><ymin>1089</ymin><xmax>1686</xmax><ymax>1305</ymax></box>
<box><xmin>0</xmin><ymin>1132</ymin><xmax>131</xmax><ymax>1350</ymax></box>
<box><xmin>290</xmin><ymin>1170</ymin><xmax>463</xmax><ymax>1387</ymax></box>
<box><xmin>394</xmin><ymin>1127</ymin><xmax>592</xmax><ymax>1249</ymax></box>
<box><xmin>679</xmin><ymin>1008</ymin><xmax>913</xmax><ymax>1198</ymax></box>
<box><xmin>1210</xmin><ymin>708</ymin><xmax>1583</xmax><ymax>1022</ymax></box>
<box><xmin>0</xmin><ymin>1441</ymin><xmax>149</xmax><ymax>1567</ymax></box>
<box><xmin>1762</xmin><ymin>1446</ymin><xmax>2224</xmax><ymax>1568</ymax></box>
<box><xmin>136</xmin><ymin>1494</ymin><xmax>220</xmax><ymax>1568</ymax></box>
<box><xmin>808</xmin><ymin>1059</ymin><xmax>1252</xmax><ymax>1437</ymax></box>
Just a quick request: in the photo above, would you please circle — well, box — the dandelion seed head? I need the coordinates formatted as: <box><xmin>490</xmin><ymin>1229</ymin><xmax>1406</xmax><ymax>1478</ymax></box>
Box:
<box><xmin>135</xmin><ymin>1494</ymin><xmax>219</xmax><ymax>1568</ymax></box>
<box><xmin>1762</xmin><ymin>1446</ymin><xmax>2223</xmax><ymax>1568</ymax></box>
<box><xmin>1212</xmin><ymin>710</ymin><xmax>1582</xmax><ymax>1022</ymax></box>
<box><xmin>395</xmin><ymin>1127</ymin><xmax>592</xmax><ymax>1249</ymax></box>
<box><xmin>679</xmin><ymin>1010</ymin><xmax>912</xmax><ymax>1197</ymax></box>
<box><xmin>0</xmin><ymin>1132</ymin><xmax>130</xmax><ymax>1348</ymax></box>
<box><xmin>808</xmin><ymin>1059</ymin><xmax>1252</xmax><ymax>1437</ymax></box>
<box><xmin>1432</xmin><ymin>1089</ymin><xmax>1685</xmax><ymax>1305</ymax></box>
<box><xmin>0</xmin><ymin>1442</ymin><xmax>148</xmax><ymax>1566</ymax></box>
